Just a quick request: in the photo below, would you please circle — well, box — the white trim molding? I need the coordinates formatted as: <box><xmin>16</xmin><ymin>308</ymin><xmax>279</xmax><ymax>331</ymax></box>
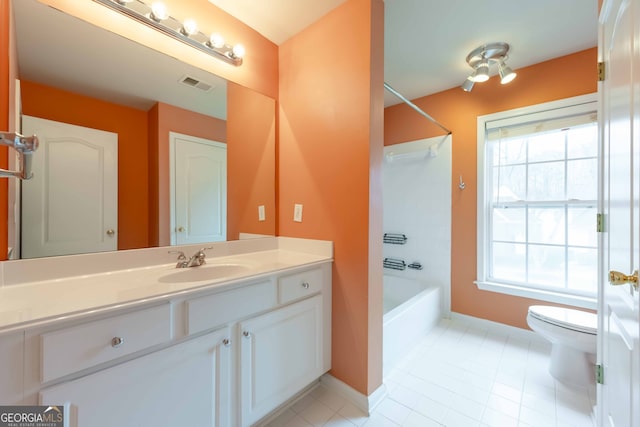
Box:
<box><xmin>475</xmin><ymin>281</ymin><xmax>597</xmax><ymax>310</ymax></box>
<box><xmin>320</xmin><ymin>374</ymin><xmax>388</xmax><ymax>415</ymax></box>
<box><xmin>476</xmin><ymin>93</ymin><xmax>599</xmax><ymax>309</ymax></box>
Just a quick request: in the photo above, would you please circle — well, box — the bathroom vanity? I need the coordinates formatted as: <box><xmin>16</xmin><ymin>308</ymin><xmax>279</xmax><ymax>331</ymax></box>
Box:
<box><xmin>0</xmin><ymin>237</ymin><xmax>332</xmax><ymax>427</ymax></box>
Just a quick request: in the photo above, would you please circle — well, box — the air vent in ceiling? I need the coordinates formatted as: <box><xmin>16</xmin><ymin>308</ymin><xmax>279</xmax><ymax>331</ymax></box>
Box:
<box><xmin>179</xmin><ymin>75</ymin><xmax>214</xmax><ymax>92</ymax></box>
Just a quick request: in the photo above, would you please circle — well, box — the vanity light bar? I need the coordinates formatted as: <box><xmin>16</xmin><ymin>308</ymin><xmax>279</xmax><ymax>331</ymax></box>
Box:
<box><xmin>92</xmin><ymin>0</ymin><xmax>244</xmax><ymax>66</ymax></box>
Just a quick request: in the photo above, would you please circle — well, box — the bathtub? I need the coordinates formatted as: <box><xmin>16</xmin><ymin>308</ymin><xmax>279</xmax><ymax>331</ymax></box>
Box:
<box><xmin>383</xmin><ymin>275</ymin><xmax>441</xmax><ymax>376</ymax></box>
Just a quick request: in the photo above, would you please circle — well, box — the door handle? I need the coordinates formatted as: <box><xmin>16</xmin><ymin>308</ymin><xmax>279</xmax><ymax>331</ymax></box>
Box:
<box><xmin>609</xmin><ymin>270</ymin><xmax>639</xmax><ymax>290</ymax></box>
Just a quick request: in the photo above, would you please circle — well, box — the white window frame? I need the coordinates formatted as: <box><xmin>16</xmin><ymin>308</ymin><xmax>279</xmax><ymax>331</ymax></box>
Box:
<box><xmin>476</xmin><ymin>93</ymin><xmax>598</xmax><ymax>310</ymax></box>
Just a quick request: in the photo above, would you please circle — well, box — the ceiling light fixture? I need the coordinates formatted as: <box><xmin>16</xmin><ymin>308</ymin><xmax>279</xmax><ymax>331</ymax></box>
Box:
<box><xmin>92</xmin><ymin>0</ymin><xmax>245</xmax><ymax>66</ymax></box>
<box><xmin>461</xmin><ymin>42</ymin><xmax>516</xmax><ymax>92</ymax></box>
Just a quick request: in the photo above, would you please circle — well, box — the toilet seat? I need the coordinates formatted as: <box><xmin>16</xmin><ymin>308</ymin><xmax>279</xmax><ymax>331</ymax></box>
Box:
<box><xmin>528</xmin><ymin>305</ymin><xmax>597</xmax><ymax>335</ymax></box>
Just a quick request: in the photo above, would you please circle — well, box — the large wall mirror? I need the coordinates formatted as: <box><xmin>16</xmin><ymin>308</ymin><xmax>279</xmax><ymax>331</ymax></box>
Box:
<box><xmin>9</xmin><ymin>0</ymin><xmax>276</xmax><ymax>259</ymax></box>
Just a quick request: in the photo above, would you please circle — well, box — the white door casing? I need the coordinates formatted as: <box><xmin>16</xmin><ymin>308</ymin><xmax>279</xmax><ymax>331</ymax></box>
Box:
<box><xmin>598</xmin><ymin>0</ymin><xmax>640</xmax><ymax>425</ymax></box>
<box><xmin>21</xmin><ymin>116</ymin><xmax>118</xmax><ymax>259</ymax></box>
<box><xmin>8</xmin><ymin>79</ymin><xmax>22</xmax><ymax>259</ymax></box>
<box><xmin>169</xmin><ymin>132</ymin><xmax>226</xmax><ymax>245</ymax></box>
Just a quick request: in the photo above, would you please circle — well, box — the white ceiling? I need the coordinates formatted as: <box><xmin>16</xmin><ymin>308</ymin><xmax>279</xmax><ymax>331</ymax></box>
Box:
<box><xmin>206</xmin><ymin>0</ymin><xmax>347</xmax><ymax>47</ymax></box>
<box><xmin>210</xmin><ymin>0</ymin><xmax>599</xmax><ymax>105</ymax></box>
<box><xmin>14</xmin><ymin>0</ymin><xmax>599</xmax><ymax>114</ymax></box>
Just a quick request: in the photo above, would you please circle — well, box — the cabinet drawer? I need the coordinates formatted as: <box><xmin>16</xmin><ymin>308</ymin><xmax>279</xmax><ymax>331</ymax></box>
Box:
<box><xmin>278</xmin><ymin>268</ymin><xmax>323</xmax><ymax>304</ymax></box>
<box><xmin>41</xmin><ymin>304</ymin><xmax>171</xmax><ymax>383</ymax></box>
<box><xmin>186</xmin><ymin>280</ymin><xmax>277</xmax><ymax>335</ymax></box>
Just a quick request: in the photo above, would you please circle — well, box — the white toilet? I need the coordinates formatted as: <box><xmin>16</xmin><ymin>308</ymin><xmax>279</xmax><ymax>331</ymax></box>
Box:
<box><xmin>526</xmin><ymin>305</ymin><xmax>597</xmax><ymax>387</ymax></box>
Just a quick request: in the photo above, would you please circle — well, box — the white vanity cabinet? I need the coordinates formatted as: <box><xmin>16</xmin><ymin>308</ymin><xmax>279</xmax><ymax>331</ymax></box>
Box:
<box><xmin>239</xmin><ymin>294</ymin><xmax>324</xmax><ymax>426</ymax></box>
<box><xmin>0</xmin><ymin>331</ymin><xmax>23</xmax><ymax>404</ymax></box>
<box><xmin>40</xmin><ymin>329</ymin><xmax>232</xmax><ymax>427</ymax></box>
<box><xmin>10</xmin><ymin>261</ymin><xmax>331</xmax><ymax>427</ymax></box>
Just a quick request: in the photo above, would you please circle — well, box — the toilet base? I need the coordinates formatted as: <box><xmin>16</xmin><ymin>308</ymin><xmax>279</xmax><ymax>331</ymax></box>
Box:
<box><xmin>549</xmin><ymin>343</ymin><xmax>595</xmax><ymax>388</ymax></box>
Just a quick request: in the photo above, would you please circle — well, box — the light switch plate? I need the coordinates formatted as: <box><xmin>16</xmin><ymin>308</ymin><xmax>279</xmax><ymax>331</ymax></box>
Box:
<box><xmin>293</xmin><ymin>204</ymin><xmax>303</xmax><ymax>222</ymax></box>
<box><xmin>258</xmin><ymin>205</ymin><xmax>266</xmax><ymax>221</ymax></box>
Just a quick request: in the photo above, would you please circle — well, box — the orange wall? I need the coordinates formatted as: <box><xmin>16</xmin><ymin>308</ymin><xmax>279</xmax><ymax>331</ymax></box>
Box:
<box><xmin>148</xmin><ymin>102</ymin><xmax>226</xmax><ymax>246</ymax></box>
<box><xmin>279</xmin><ymin>0</ymin><xmax>384</xmax><ymax>395</ymax></box>
<box><xmin>20</xmin><ymin>80</ymin><xmax>150</xmax><ymax>251</ymax></box>
<box><xmin>227</xmin><ymin>82</ymin><xmax>276</xmax><ymax>239</ymax></box>
<box><xmin>0</xmin><ymin>0</ymin><xmax>8</xmax><ymax>260</ymax></box>
<box><xmin>385</xmin><ymin>48</ymin><xmax>598</xmax><ymax>328</ymax></box>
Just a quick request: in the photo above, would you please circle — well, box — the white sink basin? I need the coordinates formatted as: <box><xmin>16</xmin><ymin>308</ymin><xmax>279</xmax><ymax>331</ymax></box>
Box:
<box><xmin>158</xmin><ymin>264</ymin><xmax>251</xmax><ymax>283</ymax></box>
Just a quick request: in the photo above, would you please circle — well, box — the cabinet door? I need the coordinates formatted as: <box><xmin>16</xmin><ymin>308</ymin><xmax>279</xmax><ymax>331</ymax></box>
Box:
<box><xmin>239</xmin><ymin>295</ymin><xmax>323</xmax><ymax>426</ymax></box>
<box><xmin>40</xmin><ymin>329</ymin><xmax>231</xmax><ymax>427</ymax></box>
<box><xmin>0</xmin><ymin>332</ymin><xmax>23</xmax><ymax>404</ymax></box>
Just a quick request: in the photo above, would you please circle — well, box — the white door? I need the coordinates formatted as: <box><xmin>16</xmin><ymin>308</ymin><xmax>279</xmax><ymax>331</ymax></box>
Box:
<box><xmin>239</xmin><ymin>296</ymin><xmax>323</xmax><ymax>427</ymax></box>
<box><xmin>21</xmin><ymin>116</ymin><xmax>118</xmax><ymax>258</ymax></box>
<box><xmin>599</xmin><ymin>0</ymin><xmax>640</xmax><ymax>425</ymax></box>
<box><xmin>170</xmin><ymin>132</ymin><xmax>226</xmax><ymax>245</ymax></box>
<box><xmin>40</xmin><ymin>330</ymin><xmax>232</xmax><ymax>427</ymax></box>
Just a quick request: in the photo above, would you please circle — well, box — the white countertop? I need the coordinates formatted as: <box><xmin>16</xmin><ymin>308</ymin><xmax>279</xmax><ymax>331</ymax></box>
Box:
<box><xmin>0</xmin><ymin>237</ymin><xmax>333</xmax><ymax>334</ymax></box>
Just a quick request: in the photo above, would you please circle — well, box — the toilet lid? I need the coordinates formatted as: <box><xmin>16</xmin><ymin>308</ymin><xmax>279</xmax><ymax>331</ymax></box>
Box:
<box><xmin>528</xmin><ymin>305</ymin><xmax>597</xmax><ymax>335</ymax></box>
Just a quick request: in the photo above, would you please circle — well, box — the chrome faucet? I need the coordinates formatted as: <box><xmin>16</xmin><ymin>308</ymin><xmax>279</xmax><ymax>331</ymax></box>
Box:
<box><xmin>0</xmin><ymin>132</ymin><xmax>39</xmax><ymax>179</ymax></box>
<box><xmin>169</xmin><ymin>247</ymin><xmax>213</xmax><ymax>268</ymax></box>
<box><xmin>168</xmin><ymin>250</ymin><xmax>188</xmax><ymax>268</ymax></box>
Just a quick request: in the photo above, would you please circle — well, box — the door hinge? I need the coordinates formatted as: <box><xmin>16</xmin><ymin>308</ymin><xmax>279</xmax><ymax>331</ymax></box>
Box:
<box><xmin>596</xmin><ymin>364</ymin><xmax>604</xmax><ymax>384</ymax></box>
<box><xmin>597</xmin><ymin>213</ymin><xmax>605</xmax><ymax>233</ymax></box>
<box><xmin>598</xmin><ymin>62</ymin><xmax>606</xmax><ymax>81</ymax></box>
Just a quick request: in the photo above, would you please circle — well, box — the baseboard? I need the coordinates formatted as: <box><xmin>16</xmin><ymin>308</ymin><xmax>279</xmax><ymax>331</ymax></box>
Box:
<box><xmin>320</xmin><ymin>374</ymin><xmax>387</xmax><ymax>415</ymax></box>
<box><xmin>254</xmin><ymin>379</ymin><xmax>321</xmax><ymax>427</ymax></box>
<box><xmin>449</xmin><ymin>312</ymin><xmax>547</xmax><ymax>345</ymax></box>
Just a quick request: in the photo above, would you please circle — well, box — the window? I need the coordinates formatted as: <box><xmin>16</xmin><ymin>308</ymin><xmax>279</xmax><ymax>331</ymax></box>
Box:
<box><xmin>476</xmin><ymin>94</ymin><xmax>598</xmax><ymax>308</ymax></box>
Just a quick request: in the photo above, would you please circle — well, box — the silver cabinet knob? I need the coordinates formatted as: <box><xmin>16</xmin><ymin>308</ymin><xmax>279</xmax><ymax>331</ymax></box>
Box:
<box><xmin>111</xmin><ymin>337</ymin><xmax>124</xmax><ymax>348</ymax></box>
<box><xmin>243</xmin><ymin>331</ymin><xmax>250</xmax><ymax>338</ymax></box>
<box><xmin>177</xmin><ymin>226</ymin><xmax>185</xmax><ymax>232</ymax></box>
<box><xmin>302</xmin><ymin>282</ymin><xmax>310</xmax><ymax>289</ymax></box>
<box><xmin>106</xmin><ymin>229</ymin><xmax>115</xmax><ymax>236</ymax></box>
<box><xmin>222</xmin><ymin>338</ymin><xmax>231</xmax><ymax>347</ymax></box>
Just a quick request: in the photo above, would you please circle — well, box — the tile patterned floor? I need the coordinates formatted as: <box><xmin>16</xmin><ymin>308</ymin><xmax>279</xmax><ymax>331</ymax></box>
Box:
<box><xmin>264</xmin><ymin>316</ymin><xmax>596</xmax><ymax>427</ymax></box>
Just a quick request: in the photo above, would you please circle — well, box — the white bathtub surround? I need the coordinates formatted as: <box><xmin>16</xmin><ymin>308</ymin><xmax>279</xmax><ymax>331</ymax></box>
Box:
<box><xmin>382</xmin><ymin>135</ymin><xmax>452</xmax><ymax>317</ymax></box>
<box><xmin>383</xmin><ymin>276</ymin><xmax>441</xmax><ymax>377</ymax></box>
<box><xmin>382</xmin><ymin>136</ymin><xmax>452</xmax><ymax>379</ymax></box>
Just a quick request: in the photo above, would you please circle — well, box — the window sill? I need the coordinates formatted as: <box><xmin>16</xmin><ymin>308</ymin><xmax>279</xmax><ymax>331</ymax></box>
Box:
<box><xmin>474</xmin><ymin>281</ymin><xmax>597</xmax><ymax>310</ymax></box>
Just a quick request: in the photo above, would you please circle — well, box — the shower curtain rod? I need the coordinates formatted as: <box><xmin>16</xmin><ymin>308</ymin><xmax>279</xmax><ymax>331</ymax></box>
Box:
<box><xmin>384</xmin><ymin>82</ymin><xmax>452</xmax><ymax>135</ymax></box>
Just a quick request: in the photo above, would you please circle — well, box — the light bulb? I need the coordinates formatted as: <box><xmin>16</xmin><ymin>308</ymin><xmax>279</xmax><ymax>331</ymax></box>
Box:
<box><xmin>231</xmin><ymin>44</ymin><xmax>245</xmax><ymax>59</ymax></box>
<box><xmin>499</xmin><ymin>62</ymin><xmax>517</xmax><ymax>84</ymax></box>
<box><xmin>461</xmin><ymin>77</ymin><xmax>475</xmax><ymax>92</ymax></box>
<box><xmin>208</xmin><ymin>33</ymin><xmax>225</xmax><ymax>49</ymax></box>
<box><xmin>471</xmin><ymin>61</ymin><xmax>490</xmax><ymax>83</ymax></box>
<box><xmin>181</xmin><ymin>19</ymin><xmax>198</xmax><ymax>36</ymax></box>
<box><xmin>150</xmin><ymin>2</ymin><xmax>169</xmax><ymax>21</ymax></box>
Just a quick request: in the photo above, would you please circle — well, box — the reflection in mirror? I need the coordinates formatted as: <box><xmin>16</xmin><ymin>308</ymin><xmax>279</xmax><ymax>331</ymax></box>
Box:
<box><xmin>9</xmin><ymin>0</ymin><xmax>276</xmax><ymax>259</ymax></box>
